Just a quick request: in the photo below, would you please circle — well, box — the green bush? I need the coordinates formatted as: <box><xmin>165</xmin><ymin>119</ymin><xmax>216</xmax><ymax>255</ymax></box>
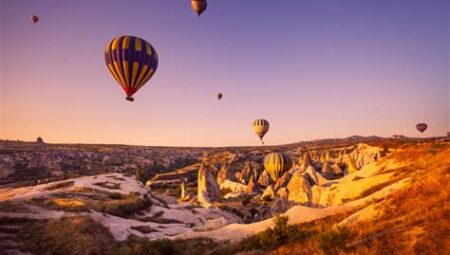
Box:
<box><xmin>24</xmin><ymin>216</ymin><xmax>118</xmax><ymax>255</ymax></box>
<box><xmin>257</xmin><ymin>215</ymin><xmax>307</xmax><ymax>250</ymax></box>
<box><xmin>317</xmin><ymin>228</ymin><xmax>350</xmax><ymax>254</ymax></box>
<box><xmin>119</xmin><ymin>237</ymin><xmax>217</xmax><ymax>255</ymax></box>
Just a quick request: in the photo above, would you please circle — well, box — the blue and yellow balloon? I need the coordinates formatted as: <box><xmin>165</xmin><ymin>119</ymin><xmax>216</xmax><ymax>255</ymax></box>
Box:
<box><xmin>105</xmin><ymin>36</ymin><xmax>158</xmax><ymax>102</ymax></box>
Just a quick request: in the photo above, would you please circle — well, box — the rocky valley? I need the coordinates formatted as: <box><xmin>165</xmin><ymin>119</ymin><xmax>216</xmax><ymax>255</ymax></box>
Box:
<box><xmin>0</xmin><ymin>137</ymin><xmax>448</xmax><ymax>255</ymax></box>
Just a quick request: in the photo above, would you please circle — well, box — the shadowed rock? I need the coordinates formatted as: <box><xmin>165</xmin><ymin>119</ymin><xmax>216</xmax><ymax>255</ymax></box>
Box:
<box><xmin>217</xmin><ymin>164</ymin><xmax>233</xmax><ymax>184</ymax></box>
<box><xmin>245</xmin><ymin>174</ymin><xmax>260</xmax><ymax>194</ymax></box>
<box><xmin>197</xmin><ymin>164</ymin><xmax>221</xmax><ymax>206</ymax></box>
<box><xmin>261</xmin><ymin>185</ymin><xmax>275</xmax><ymax>200</ymax></box>
<box><xmin>274</xmin><ymin>171</ymin><xmax>292</xmax><ymax>190</ymax></box>
<box><xmin>332</xmin><ymin>163</ymin><xmax>344</xmax><ymax>176</ymax></box>
<box><xmin>321</xmin><ymin>161</ymin><xmax>333</xmax><ymax>179</ymax></box>
<box><xmin>257</xmin><ymin>170</ymin><xmax>273</xmax><ymax>187</ymax></box>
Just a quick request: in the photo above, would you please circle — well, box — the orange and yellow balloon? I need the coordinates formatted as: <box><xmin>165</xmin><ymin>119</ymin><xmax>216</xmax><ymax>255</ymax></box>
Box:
<box><xmin>253</xmin><ymin>119</ymin><xmax>270</xmax><ymax>144</ymax></box>
<box><xmin>191</xmin><ymin>0</ymin><xmax>207</xmax><ymax>16</ymax></box>
<box><xmin>264</xmin><ymin>152</ymin><xmax>292</xmax><ymax>182</ymax></box>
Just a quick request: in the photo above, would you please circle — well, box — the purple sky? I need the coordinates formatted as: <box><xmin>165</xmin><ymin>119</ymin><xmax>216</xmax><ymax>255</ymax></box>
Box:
<box><xmin>0</xmin><ymin>0</ymin><xmax>448</xmax><ymax>146</ymax></box>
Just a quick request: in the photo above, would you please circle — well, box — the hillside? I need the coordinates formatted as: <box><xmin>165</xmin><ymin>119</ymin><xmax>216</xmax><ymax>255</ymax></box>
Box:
<box><xmin>0</xmin><ymin>138</ymin><xmax>448</xmax><ymax>255</ymax></box>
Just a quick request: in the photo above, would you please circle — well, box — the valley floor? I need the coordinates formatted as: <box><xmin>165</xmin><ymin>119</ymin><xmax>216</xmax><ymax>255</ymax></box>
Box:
<box><xmin>0</xmin><ymin>140</ymin><xmax>448</xmax><ymax>255</ymax></box>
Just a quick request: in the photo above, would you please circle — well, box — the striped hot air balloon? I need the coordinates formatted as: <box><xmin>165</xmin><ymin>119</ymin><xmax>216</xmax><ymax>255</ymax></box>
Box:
<box><xmin>191</xmin><ymin>0</ymin><xmax>207</xmax><ymax>16</ymax></box>
<box><xmin>30</xmin><ymin>15</ymin><xmax>39</xmax><ymax>24</ymax></box>
<box><xmin>104</xmin><ymin>35</ymin><xmax>158</xmax><ymax>102</ymax></box>
<box><xmin>264</xmin><ymin>152</ymin><xmax>292</xmax><ymax>182</ymax></box>
<box><xmin>253</xmin><ymin>119</ymin><xmax>270</xmax><ymax>144</ymax></box>
<box><xmin>416</xmin><ymin>123</ymin><xmax>427</xmax><ymax>133</ymax></box>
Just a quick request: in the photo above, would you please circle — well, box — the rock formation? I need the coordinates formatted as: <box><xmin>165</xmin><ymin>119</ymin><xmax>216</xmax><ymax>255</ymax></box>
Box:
<box><xmin>245</xmin><ymin>175</ymin><xmax>260</xmax><ymax>194</ymax></box>
<box><xmin>274</xmin><ymin>171</ymin><xmax>292</xmax><ymax>190</ymax></box>
<box><xmin>220</xmin><ymin>180</ymin><xmax>247</xmax><ymax>194</ymax></box>
<box><xmin>277</xmin><ymin>187</ymin><xmax>289</xmax><ymax>200</ymax></box>
<box><xmin>344</xmin><ymin>155</ymin><xmax>358</xmax><ymax>174</ymax></box>
<box><xmin>261</xmin><ymin>185</ymin><xmax>275</xmax><ymax>200</ymax></box>
<box><xmin>332</xmin><ymin>163</ymin><xmax>343</xmax><ymax>176</ymax></box>
<box><xmin>304</xmin><ymin>165</ymin><xmax>327</xmax><ymax>186</ymax></box>
<box><xmin>286</xmin><ymin>171</ymin><xmax>312</xmax><ymax>204</ymax></box>
<box><xmin>197</xmin><ymin>164</ymin><xmax>221</xmax><ymax>206</ymax></box>
<box><xmin>302</xmin><ymin>151</ymin><xmax>312</xmax><ymax>168</ymax></box>
<box><xmin>321</xmin><ymin>161</ymin><xmax>333</xmax><ymax>179</ymax></box>
<box><xmin>270</xmin><ymin>197</ymin><xmax>288</xmax><ymax>216</ymax></box>
<box><xmin>0</xmin><ymin>155</ymin><xmax>14</xmax><ymax>178</ymax></box>
<box><xmin>217</xmin><ymin>164</ymin><xmax>232</xmax><ymax>184</ymax></box>
<box><xmin>180</xmin><ymin>177</ymin><xmax>188</xmax><ymax>200</ymax></box>
<box><xmin>240</xmin><ymin>162</ymin><xmax>255</xmax><ymax>183</ymax></box>
<box><xmin>257</xmin><ymin>170</ymin><xmax>273</xmax><ymax>187</ymax></box>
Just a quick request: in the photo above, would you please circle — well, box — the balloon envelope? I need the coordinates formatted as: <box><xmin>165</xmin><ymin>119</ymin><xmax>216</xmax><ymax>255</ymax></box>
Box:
<box><xmin>104</xmin><ymin>35</ymin><xmax>158</xmax><ymax>101</ymax></box>
<box><xmin>30</xmin><ymin>15</ymin><xmax>39</xmax><ymax>23</ymax></box>
<box><xmin>264</xmin><ymin>152</ymin><xmax>292</xmax><ymax>182</ymax></box>
<box><xmin>253</xmin><ymin>119</ymin><xmax>270</xmax><ymax>143</ymax></box>
<box><xmin>217</xmin><ymin>93</ymin><xmax>222</xmax><ymax>100</ymax></box>
<box><xmin>416</xmin><ymin>123</ymin><xmax>427</xmax><ymax>133</ymax></box>
<box><xmin>191</xmin><ymin>0</ymin><xmax>207</xmax><ymax>16</ymax></box>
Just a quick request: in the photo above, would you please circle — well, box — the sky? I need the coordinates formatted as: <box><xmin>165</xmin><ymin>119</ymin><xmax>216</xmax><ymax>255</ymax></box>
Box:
<box><xmin>0</xmin><ymin>0</ymin><xmax>448</xmax><ymax>147</ymax></box>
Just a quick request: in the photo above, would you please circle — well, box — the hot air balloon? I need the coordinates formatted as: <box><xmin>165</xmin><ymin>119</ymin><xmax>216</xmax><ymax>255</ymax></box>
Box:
<box><xmin>264</xmin><ymin>152</ymin><xmax>292</xmax><ymax>182</ymax></box>
<box><xmin>192</xmin><ymin>0</ymin><xmax>207</xmax><ymax>16</ymax></box>
<box><xmin>30</xmin><ymin>15</ymin><xmax>39</xmax><ymax>24</ymax></box>
<box><xmin>104</xmin><ymin>35</ymin><xmax>158</xmax><ymax>102</ymax></box>
<box><xmin>217</xmin><ymin>93</ymin><xmax>222</xmax><ymax>100</ymax></box>
<box><xmin>253</xmin><ymin>119</ymin><xmax>270</xmax><ymax>144</ymax></box>
<box><xmin>446</xmin><ymin>132</ymin><xmax>450</xmax><ymax>138</ymax></box>
<box><xmin>416</xmin><ymin>123</ymin><xmax>427</xmax><ymax>133</ymax></box>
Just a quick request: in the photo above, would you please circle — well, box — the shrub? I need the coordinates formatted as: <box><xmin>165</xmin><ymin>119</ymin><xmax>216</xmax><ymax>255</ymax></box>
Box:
<box><xmin>257</xmin><ymin>215</ymin><xmax>308</xmax><ymax>250</ymax></box>
<box><xmin>317</xmin><ymin>228</ymin><xmax>350</xmax><ymax>254</ymax></box>
<box><xmin>119</xmin><ymin>237</ymin><xmax>217</xmax><ymax>255</ymax></box>
<box><xmin>24</xmin><ymin>216</ymin><xmax>119</xmax><ymax>255</ymax></box>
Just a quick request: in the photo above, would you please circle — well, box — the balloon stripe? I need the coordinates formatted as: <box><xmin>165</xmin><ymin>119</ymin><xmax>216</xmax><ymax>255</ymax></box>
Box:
<box><xmin>138</xmin><ymin>69</ymin><xmax>155</xmax><ymax>90</ymax></box>
<box><xmin>122</xmin><ymin>36</ymin><xmax>130</xmax><ymax>49</ymax></box>
<box><xmin>122</xmin><ymin>37</ymin><xmax>133</xmax><ymax>87</ymax></box>
<box><xmin>113</xmin><ymin>61</ymin><xmax>127</xmax><ymax>90</ymax></box>
<box><xmin>132</xmin><ymin>41</ymin><xmax>148</xmax><ymax>89</ymax></box>
<box><xmin>107</xmin><ymin>64</ymin><xmax>122</xmax><ymax>87</ymax></box>
<box><xmin>135</xmin><ymin>65</ymin><xmax>149</xmax><ymax>88</ymax></box>
<box><xmin>146</xmin><ymin>42</ymin><xmax>152</xmax><ymax>56</ymax></box>
<box><xmin>112</xmin><ymin>37</ymin><xmax>128</xmax><ymax>90</ymax></box>
<box><xmin>135</xmin><ymin>38</ymin><xmax>142</xmax><ymax>51</ymax></box>
<box><xmin>122</xmin><ymin>61</ymin><xmax>130</xmax><ymax>87</ymax></box>
<box><xmin>130</xmin><ymin>62</ymin><xmax>139</xmax><ymax>88</ymax></box>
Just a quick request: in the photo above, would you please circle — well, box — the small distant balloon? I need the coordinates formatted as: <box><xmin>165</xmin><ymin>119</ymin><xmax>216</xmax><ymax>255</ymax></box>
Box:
<box><xmin>191</xmin><ymin>0</ymin><xmax>207</xmax><ymax>16</ymax></box>
<box><xmin>253</xmin><ymin>119</ymin><xmax>270</xmax><ymax>144</ymax></box>
<box><xmin>447</xmin><ymin>132</ymin><xmax>450</xmax><ymax>138</ymax></box>
<box><xmin>217</xmin><ymin>93</ymin><xmax>222</xmax><ymax>100</ymax></box>
<box><xmin>30</xmin><ymin>15</ymin><xmax>39</xmax><ymax>24</ymax></box>
<box><xmin>104</xmin><ymin>35</ymin><xmax>159</xmax><ymax>102</ymax></box>
<box><xmin>416</xmin><ymin>123</ymin><xmax>427</xmax><ymax>133</ymax></box>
